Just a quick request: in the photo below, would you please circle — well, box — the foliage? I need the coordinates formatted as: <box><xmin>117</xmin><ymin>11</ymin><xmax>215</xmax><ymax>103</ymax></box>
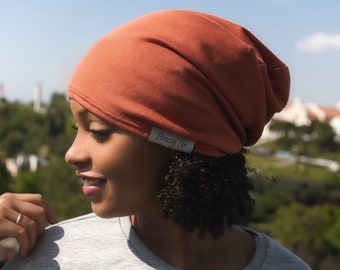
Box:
<box><xmin>268</xmin><ymin>120</ymin><xmax>339</xmax><ymax>156</ymax></box>
<box><xmin>0</xmin><ymin>161</ymin><xmax>12</xmax><ymax>194</ymax></box>
<box><xmin>272</xmin><ymin>203</ymin><xmax>340</xmax><ymax>251</ymax></box>
<box><xmin>0</xmin><ymin>103</ymin><xmax>48</xmax><ymax>156</ymax></box>
<box><xmin>47</xmin><ymin>93</ymin><xmax>69</xmax><ymax>136</ymax></box>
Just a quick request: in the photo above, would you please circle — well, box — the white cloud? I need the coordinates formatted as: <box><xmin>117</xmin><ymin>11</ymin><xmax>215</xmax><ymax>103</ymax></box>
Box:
<box><xmin>296</xmin><ymin>33</ymin><xmax>340</xmax><ymax>53</ymax></box>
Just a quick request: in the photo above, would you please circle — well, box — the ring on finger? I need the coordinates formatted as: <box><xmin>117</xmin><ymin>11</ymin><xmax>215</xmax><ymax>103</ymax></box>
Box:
<box><xmin>15</xmin><ymin>213</ymin><xmax>24</xmax><ymax>225</ymax></box>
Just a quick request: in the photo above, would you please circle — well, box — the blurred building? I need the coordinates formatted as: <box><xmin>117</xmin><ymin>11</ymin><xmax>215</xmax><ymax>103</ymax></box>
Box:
<box><xmin>33</xmin><ymin>83</ymin><xmax>42</xmax><ymax>112</ymax></box>
<box><xmin>0</xmin><ymin>82</ymin><xmax>5</xmax><ymax>102</ymax></box>
<box><xmin>261</xmin><ymin>98</ymin><xmax>340</xmax><ymax>142</ymax></box>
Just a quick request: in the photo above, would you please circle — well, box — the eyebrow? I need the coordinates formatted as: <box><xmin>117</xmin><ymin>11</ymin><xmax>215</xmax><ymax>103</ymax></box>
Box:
<box><xmin>77</xmin><ymin>108</ymin><xmax>89</xmax><ymax>118</ymax></box>
<box><xmin>75</xmin><ymin>108</ymin><xmax>95</xmax><ymax>121</ymax></box>
<box><xmin>76</xmin><ymin>107</ymin><xmax>106</xmax><ymax>123</ymax></box>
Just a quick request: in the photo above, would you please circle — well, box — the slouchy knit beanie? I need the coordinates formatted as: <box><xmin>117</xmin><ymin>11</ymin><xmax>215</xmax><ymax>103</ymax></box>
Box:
<box><xmin>69</xmin><ymin>10</ymin><xmax>290</xmax><ymax>156</ymax></box>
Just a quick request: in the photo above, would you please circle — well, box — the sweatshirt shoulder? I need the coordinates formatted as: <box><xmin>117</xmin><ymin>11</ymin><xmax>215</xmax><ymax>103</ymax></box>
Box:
<box><xmin>258</xmin><ymin>232</ymin><xmax>311</xmax><ymax>270</ymax></box>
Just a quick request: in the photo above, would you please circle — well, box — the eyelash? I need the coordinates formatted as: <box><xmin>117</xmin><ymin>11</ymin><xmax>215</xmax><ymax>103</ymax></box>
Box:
<box><xmin>71</xmin><ymin>124</ymin><xmax>111</xmax><ymax>141</ymax></box>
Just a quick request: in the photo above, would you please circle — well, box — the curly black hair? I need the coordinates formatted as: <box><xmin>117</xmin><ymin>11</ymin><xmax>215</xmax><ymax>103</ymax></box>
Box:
<box><xmin>158</xmin><ymin>150</ymin><xmax>254</xmax><ymax>239</ymax></box>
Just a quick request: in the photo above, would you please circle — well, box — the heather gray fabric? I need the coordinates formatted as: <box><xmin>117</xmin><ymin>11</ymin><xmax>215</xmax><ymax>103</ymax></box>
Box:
<box><xmin>243</xmin><ymin>228</ymin><xmax>311</xmax><ymax>270</ymax></box>
<box><xmin>4</xmin><ymin>213</ymin><xmax>310</xmax><ymax>270</ymax></box>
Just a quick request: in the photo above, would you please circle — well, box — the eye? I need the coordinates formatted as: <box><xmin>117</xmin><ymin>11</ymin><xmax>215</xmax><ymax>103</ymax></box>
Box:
<box><xmin>71</xmin><ymin>123</ymin><xmax>112</xmax><ymax>142</ymax></box>
<box><xmin>89</xmin><ymin>129</ymin><xmax>112</xmax><ymax>142</ymax></box>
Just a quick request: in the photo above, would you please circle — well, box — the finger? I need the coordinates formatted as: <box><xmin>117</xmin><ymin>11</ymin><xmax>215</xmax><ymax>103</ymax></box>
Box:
<box><xmin>19</xmin><ymin>194</ymin><xmax>58</xmax><ymax>224</ymax></box>
<box><xmin>3</xmin><ymin>193</ymin><xmax>58</xmax><ymax>224</ymax></box>
<box><xmin>16</xmin><ymin>214</ymin><xmax>37</xmax><ymax>256</ymax></box>
<box><xmin>11</xmin><ymin>200</ymin><xmax>48</xmax><ymax>237</ymax></box>
<box><xmin>0</xmin><ymin>213</ymin><xmax>31</xmax><ymax>257</ymax></box>
<box><xmin>9</xmin><ymin>211</ymin><xmax>37</xmax><ymax>249</ymax></box>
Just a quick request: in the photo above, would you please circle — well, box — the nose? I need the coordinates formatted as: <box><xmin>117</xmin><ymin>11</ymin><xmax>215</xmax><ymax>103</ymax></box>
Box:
<box><xmin>65</xmin><ymin>138</ymin><xmax>90</xmax><ymax>165</ymax></box>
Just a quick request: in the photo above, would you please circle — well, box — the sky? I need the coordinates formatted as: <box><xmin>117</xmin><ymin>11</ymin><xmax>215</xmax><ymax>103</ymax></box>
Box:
<box><xmin>0</xmin><ymin>0</ymin><xmax>339</xmax><ymax>106</ymax></box>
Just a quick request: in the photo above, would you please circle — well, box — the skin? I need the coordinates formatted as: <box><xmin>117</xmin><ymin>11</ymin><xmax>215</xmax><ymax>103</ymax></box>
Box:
<box><xmin>65</xmin><ymin>100</ymin><xmax>256</xmax><ymax>269</ymax></box>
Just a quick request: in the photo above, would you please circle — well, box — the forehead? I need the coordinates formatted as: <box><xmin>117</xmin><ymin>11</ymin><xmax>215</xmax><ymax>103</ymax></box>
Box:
<box><xmin>70</xmin><ymin>99</ymin><xmax>102</xmax><ymax>121</ymax></box>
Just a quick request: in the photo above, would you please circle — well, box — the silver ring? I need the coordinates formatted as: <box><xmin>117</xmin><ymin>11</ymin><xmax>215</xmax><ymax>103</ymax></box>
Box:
<box><xmin>15</xmin><ymin>213</ymin><xmax>23</xmax><ymax>225</ymax></box>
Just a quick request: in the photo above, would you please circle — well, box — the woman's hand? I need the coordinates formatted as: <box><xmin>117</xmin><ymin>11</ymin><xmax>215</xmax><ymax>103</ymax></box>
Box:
<box><xmin>0</xmin><ymin>193</ymin><xmax>58</xmax><ymax>257</ymax></box>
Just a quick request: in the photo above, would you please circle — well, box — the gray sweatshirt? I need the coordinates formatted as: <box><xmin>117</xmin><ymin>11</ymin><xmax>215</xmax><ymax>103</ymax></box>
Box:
<box><xmin>3</xmin><ymin>213</ymin><xmax>311</xmax><ymax>270</ymax></box>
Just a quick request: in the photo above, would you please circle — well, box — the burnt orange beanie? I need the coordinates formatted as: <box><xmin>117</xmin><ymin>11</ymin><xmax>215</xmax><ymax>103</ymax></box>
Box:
<box><xmin>69</xmin><ymin>10</ymin><xmax>290</xmax><ymax>156</ymax></box>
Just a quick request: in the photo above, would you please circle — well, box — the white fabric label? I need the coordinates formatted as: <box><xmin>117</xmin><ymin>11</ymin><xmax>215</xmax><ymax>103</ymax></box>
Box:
<box><xmin>148</xmin><ymin>126</ymin><xmax>195</xmax><ymax>153</ymax></box>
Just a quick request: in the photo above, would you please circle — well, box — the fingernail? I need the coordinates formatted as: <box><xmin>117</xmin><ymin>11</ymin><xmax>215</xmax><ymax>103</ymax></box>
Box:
<box><xmin>20</xmin><ymin>251</ymin><xmax>28</xmax><ymax>258</ymax></box>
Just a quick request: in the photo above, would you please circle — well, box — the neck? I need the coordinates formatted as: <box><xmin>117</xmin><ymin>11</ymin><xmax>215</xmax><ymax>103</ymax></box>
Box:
<box><xmin>130</xmin><ymin>214</ymin><xmax>255</xmax><ymax>270</ymax></box>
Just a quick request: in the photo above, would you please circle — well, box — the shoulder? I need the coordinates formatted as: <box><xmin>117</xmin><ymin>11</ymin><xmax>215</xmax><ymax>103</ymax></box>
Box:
<box><xmin>45</xmin><ymin>212</ymin><xmax>122</xmax><ymax>234</ymax></box>
<box><xmin>49</xmin><ymin>212</ymin><xmax>114</xmax><ymax>227</ymax></box>
<box><xmin>242</xmin><ymin>228</ymin><xmax>311</xmax><ymax>270</ymax></box>
<box><xmin>45</xmin><ymin>212</ymin><xmax>125</xmax><ymax>241</ymax></box>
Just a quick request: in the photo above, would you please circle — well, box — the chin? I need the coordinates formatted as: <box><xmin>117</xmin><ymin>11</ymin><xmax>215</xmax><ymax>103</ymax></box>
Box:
<box><xmin>91</xmin><ymin>203</ymin><xmax>126</xmax><ymax>218</ymax></box>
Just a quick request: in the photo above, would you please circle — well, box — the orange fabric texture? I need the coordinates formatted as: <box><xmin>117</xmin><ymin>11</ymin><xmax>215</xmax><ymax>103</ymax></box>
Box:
<box><xmin>69</xmin><ymin>10</ymin><xmax>290</xmax><ymax>156</ymax></box>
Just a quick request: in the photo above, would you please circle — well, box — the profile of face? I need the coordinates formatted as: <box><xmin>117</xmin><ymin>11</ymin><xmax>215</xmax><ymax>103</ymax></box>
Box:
<box><xmin>65</xmin><ymin>100</ymin><xmax>173</xmax><ymax>218</ymax></box>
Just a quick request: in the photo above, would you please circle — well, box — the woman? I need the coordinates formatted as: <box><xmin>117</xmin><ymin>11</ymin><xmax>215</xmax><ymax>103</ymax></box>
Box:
<box><xmin>1</xmin><ymin>10</ymin><xmax>311</xmax><ymax>269</ymax></box>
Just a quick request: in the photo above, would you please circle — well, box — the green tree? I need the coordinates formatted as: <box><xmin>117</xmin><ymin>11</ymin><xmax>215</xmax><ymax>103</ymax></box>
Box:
<box><xmin>12</xmin><ymin>170</ymin><xmax>44</xmax><ymax>194</ymax></box>
<box><xmin>268</xmin><ymin>119</ymin><xmax>339</xmax><ymax>155</ymax></box>
<box><xmin>0</xmin><ymin>160</ymin><xmax>12</xmax><ymax>194</ymax></box>
<box><xmin>308</xmin><ymin>120</ymin><xmax>338</xmax><ymax>153</ymax></box>
<box><xmin>47</xmin><ymin>93</ymin><xmax>69</xmax><ymax>136</ymax></box>
<box><xmin>272</xmin><ymin>203</ymin><xmax>340</xmax><ymax>253</ymax></box>
<box><xmin>0</xmin><ymin>103</ymin><xmax>48</xmax><ymax>156</ymax></box>
<box><xmin>46</xmin><ymin>93</ymin><xmax>74</xmax><ymax>156</ymax></box>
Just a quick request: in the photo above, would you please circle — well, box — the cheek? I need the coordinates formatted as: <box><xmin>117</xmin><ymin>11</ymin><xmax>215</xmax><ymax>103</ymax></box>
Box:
<box><xmin>96</xmin><ymin>145</ymin><xmax>159</xmax><ymax>193</ymax></box>
<box><xmin>117</xmin><ymin>152</ymin><xmax>167</xmax><ymax>199</ymax></box>
<box><xmin>102</xmin><ymin>159</ymin><xmax>162</xmax><ymax>216</ymax></box>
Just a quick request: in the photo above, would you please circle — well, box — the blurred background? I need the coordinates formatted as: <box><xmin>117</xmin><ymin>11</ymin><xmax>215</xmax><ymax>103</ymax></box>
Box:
<box><xmin>1</xmin><ymin>1</ymin><xmax>340</xmax><ymax>269</ymax></box>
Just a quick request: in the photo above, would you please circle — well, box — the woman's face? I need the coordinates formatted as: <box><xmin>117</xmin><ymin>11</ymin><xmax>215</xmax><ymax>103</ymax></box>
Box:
<box><xmin>65</xmin><ymin>100</ymin><xmax>172</xmax><ymax>218</ymax></box>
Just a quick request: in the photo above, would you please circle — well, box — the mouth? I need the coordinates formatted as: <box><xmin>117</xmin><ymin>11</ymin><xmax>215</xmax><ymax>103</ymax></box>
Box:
<box><xmin>76</xmin><ymin>174</ymin><xmax>107</xmax><ymax>197</ymax></box>
<box><xmin>81</xmin><ymin>177</ymin><xmax>107</xmax><ymax>187</ymax></box>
